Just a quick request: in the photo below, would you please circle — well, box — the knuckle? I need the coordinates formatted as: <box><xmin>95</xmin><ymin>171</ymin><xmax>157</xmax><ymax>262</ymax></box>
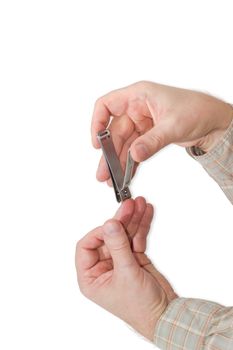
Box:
<box><xmin>149</xmin><ymin>133</ymin><xmax>164</xmax><ymax>148</ymax></box>
<box><xmin>136</xmin><ymin>80</ymin><xmax>150</xmax><ymax>87</ymax></box>
<box><xmin>94</xmin><ymin>96</ymin><xmax>105</xmax><ymax>109</ymax></box>
<box><xmin>111</xmin><ymin>238</ymin><xmax>129</xmax><ymax>252</ymax></box>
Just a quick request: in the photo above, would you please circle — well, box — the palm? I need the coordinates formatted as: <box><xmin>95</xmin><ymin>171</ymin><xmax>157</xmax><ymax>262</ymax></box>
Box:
<box><xmin>86</xmin><ymin>252</ymin><xmax>152</xmax><ymax>289</ymax></box>
<box><xmin>92</xmin><ymin>251</ymin><xmax>175</xmax><ymax>303</ymax></box>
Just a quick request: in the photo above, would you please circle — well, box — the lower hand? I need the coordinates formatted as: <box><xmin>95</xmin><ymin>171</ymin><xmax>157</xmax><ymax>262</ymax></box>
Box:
<box><xmin>75</xmin><ymin>197</ymin><xmax>177</xmax><ymax>340</ymax></box>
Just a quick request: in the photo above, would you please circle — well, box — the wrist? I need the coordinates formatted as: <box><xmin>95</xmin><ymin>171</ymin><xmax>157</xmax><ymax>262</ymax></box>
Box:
<box><xmin>139</xmin><ymin>290</ymin><xmax>168</xmax><ymax>341</ymax></box>
<box><xmin>195</xmin><ymin>102</ymin><xmax>233</xmax><ymax>153</ymax></box>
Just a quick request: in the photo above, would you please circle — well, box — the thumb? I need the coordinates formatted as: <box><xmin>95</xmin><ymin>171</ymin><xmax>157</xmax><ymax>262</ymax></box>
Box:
<box><xmin>103</xmin><ymin>219</ymin><xmax>137</xmax><ymax>270</ymax></box>
<box><xmin>131</xmin><ymin>122</ymin><xmax>173</xmax><ymax>162</ymax></box>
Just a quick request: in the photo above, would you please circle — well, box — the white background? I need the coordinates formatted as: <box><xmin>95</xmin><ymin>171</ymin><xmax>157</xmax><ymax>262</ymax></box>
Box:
<box><xmin>0</xmin><ymin>1</ymin><xmax>232</xmax><ymax>349</ymax></box>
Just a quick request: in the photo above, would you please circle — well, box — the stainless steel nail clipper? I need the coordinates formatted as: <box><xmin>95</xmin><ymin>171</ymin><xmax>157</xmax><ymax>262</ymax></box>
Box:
<box><xmin>97</xmin><ymin>130</ymin><xmax>134</xmax><ymax>202</ymax></box>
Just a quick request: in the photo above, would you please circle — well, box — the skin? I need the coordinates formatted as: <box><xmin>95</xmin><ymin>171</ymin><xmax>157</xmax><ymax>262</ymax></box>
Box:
<box><xmin>76</xmin><ymin>83</ymin><xmax>232</xmax><ymax>340</ymax></box>
<box><xmin>91</xmin><ymin>81</ymin><xmax>233</xmax><ymax>184</ymax></box>
<box><xmin>76</xmin><ymin>197</ymin><xmax>177</xmax><ymax>341</ymax></box>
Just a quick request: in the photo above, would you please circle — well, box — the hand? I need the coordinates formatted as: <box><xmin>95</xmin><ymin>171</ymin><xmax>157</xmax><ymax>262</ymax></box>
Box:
<box><xmin>92</xmin><ymin>81</ymin><xmax>233</xmax><ymax>184</ymax></box>
<box><xmin>75</xmin><ymin>197</ymin><xmax>177</xmax><ymax>341</ymax></box>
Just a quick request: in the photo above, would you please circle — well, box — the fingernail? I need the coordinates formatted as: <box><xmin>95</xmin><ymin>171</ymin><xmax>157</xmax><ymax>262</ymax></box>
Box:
<box><xmin>134</xmin><ymin>143</ymin><xmax>148</xmax><ymax>160</ymax></box>
<box><xmin>104</xmin><ymin>221</ymin><xmax>121</xmax><ymax>236</ymax></box>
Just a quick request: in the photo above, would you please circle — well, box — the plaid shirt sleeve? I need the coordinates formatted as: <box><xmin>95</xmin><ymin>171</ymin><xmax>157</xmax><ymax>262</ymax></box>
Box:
<box><xmin>154</xmin><ymin>298</ymin><xmax>233</xmax><ymax>349</ymax></box>
<box><xmin>153</xmin><ymin>119</ymin><xmax>233</xmax><ymax>349</ymax></box>
<box><xmin>186</xmin><ymin>118</ymin><xmax>233</xmax><ymax>204</ymax></box>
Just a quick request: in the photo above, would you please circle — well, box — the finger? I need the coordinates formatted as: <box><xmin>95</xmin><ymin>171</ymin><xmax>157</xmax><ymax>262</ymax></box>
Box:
<box><xmin>103</xmin><ymin>219</ymin><xmax>137</xmax><ymax>270</ymax></box>
<box><xmin>133</xmin><ymin>252</ymin><xmax>152</xmax><ymax>266</ymax></box>
<box><xmin>131</xmin><ymin>120</ymin><xmax>174</xmax><ymax>162</ymax></box>
<box><xmin>118</xmin><ymin>130</ymin><xmax>139</xmax><ymax>174</ymax></box>
<box><xmin>113</xmin><ymin>198</ymin><xmax>135</xmax><ymax>227</ymax></box>
<box><xmin>127</xmin><ymin>197</ymin><xmax>147</xmax><ymax>238</ymax></box>
<box><xmin>91</xmin><ymin>100</ymin><xmax>111</xmax><ymax>149</ymax></box>
<box><xmin>98</xmin><ymin>199</ymin><xmax>135</xmax><ymax>261</ymax></box>
<box><xmin>131</xmin><ymin>116</ymin><xmax>153</xmax><ymax>135</ymax></box>
<box><xmin>86</xmin><ymin>259</ymin><xmax>113</xmax><ymax>280</ymax></box>
<box><xmin>91</xmin><ymin>88</ymin><xmax>129</xmax><ymax>148</ymax></box>
<box><xmin>133</xmin><ymin>203</ymin><xmax>154</xmax><ymax>253</ymax></box>
<box><xmin>96</xmin><ymin>115</ymin><xmax>135</xmax><ymax>182</ymax></box>
<box><xmin>75</xmin><ymin>226</ymin><xmax>103</xmax><ymax>273</ymax></box>
<box><xmin>96</xmin><ymin>154</ymin><xmax>110</xmax><ymax>183</ymax></box>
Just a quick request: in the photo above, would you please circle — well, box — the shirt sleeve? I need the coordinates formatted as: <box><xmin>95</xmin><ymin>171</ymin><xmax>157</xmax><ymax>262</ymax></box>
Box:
<box><xmin>153</xmin><ymin>297</ymin><xmax>233</xmax><ymax>349</ymax></box>
<box><xmin>186</xmin><ymin>118</ymin><xmax>233</xmax><ymax>204</ymax></box>
<box><xmin>153</xmin><ymin>120</ymin><xmax>233</xmax><ymax>349</ymax></box>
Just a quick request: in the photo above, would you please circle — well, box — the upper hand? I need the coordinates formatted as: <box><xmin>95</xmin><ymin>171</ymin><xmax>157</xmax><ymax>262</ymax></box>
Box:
<box><xmin>75</xmin><ymin>197</ymin><xmax>177</xmax><ymax>340</ymax></box>
<box><xmin>92</xmin><ymin>81</ymin><xmax>233</xmax><ymax>184</ymax></box>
